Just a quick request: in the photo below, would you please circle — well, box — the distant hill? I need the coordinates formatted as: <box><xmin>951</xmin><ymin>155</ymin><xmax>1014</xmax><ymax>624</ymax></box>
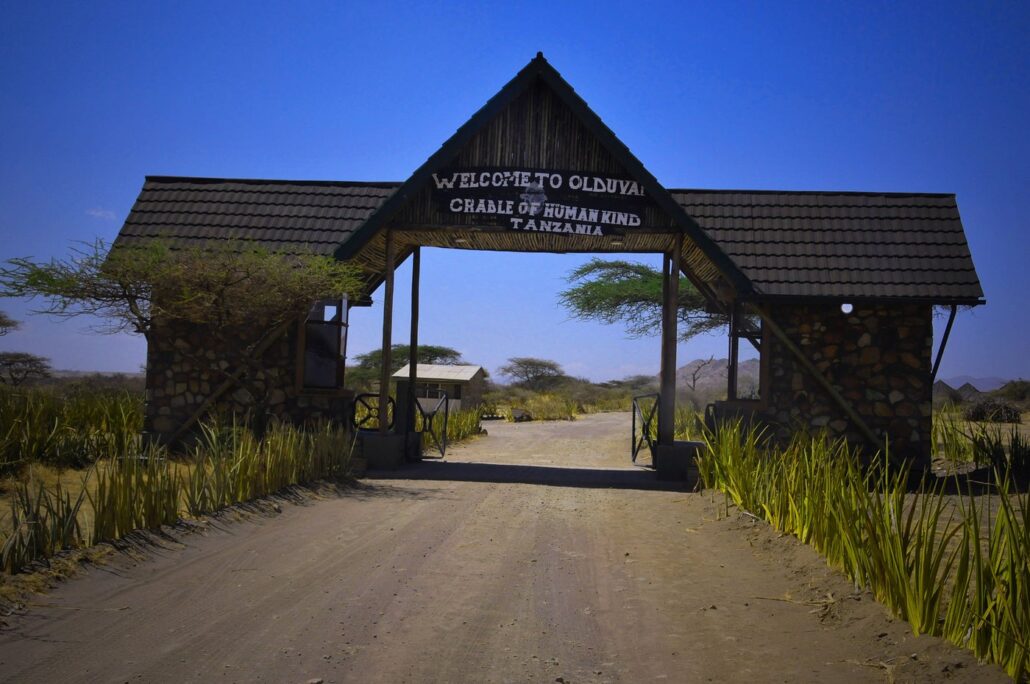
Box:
<box><xmin>933</xmin><ymin>380</ymin><xmax>962</xmax><ymax>405</ymax></box>
<box><xmin>956</xmin><ymin>382</ymin><xmax>983</xmax><ymax>401</ymax></box>
<box><xmin>942</xmin><ymin>375</ymin><xmax>1010</xmax><ymax>392</ymax></box>
<box><xmin>51</xmin><ymin>369</ymin><xmax>144</xmax><ymax>379</ymax></box>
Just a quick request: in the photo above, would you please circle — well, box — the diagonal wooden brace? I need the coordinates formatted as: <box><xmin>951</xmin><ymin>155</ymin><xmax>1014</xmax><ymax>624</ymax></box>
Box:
<box><xmin>745</xmin><ymin>302</ymin><xmax>882</xmax><ymax>452</ymax></box>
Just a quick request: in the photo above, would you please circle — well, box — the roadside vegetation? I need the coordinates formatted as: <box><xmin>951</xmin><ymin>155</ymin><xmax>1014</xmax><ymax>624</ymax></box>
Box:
<box><xmin>697</xmin><ymin>420</ymin><xmax>1029</xmax><ymax>680</ymax></box>
<box><xmin>1</xmin><ymin>412</ymin><xmax>352</xmax><ymax>575</ymax></box>
<box><xmin>0</xmin><ymin>384</ymin><xmax>143</xmax><ymax>476</ymax></box>
<box><xmin>485</xmin><ymin>356</ymin><xmax>656</xmax><ymax>421</ymax></box>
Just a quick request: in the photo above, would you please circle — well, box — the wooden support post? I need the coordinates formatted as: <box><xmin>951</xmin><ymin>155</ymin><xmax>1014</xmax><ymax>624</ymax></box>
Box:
<box><xmin>407</xmin><ymin>247</ymin><xmax>420</xmax><ymax>433</ymax></box>
<box><xmin>658</xmin><ymin>234</ymin><xmax>682</xmax><ymax>446</ymax></box>
<box><xmin>378</xmin><ymin>230</ymin><xmax>395</xmax><ymax>434</ymax></box>
<box><xmin>727</xmin><ymin>302</ymin><xmax>739</xmax><ymax>400</ymax></box>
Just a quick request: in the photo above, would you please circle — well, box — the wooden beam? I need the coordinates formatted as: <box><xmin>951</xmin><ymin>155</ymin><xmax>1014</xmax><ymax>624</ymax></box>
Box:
<box><xmin>677</xmin><ymin>256</ymin><xmax>760</xmax><ymax>352</ymax></box>
<box><xmin>931</xmin><ymin>304</ymin><xmax>957</xmax><ymax>383</ymax></box>
<box><xmin>169</xmin><ymin>319</ymin><xmax>293</xmax><ymax>444</ymax></box>
<box><xmin>727</xmin><ymin>303</ymin><xmax>739</xmax><ymax>400</ymax></box>
<box><xmin>746</xmin><ymin>303</ymin><xmax>881</xmax><ymax>451</ymax></box>
<box><xmin>658</xmin><ymin>234</ymin><xmax>682</xmax><ymax>446</ymax></box>
<box><xmin>379</xmin><ymin>230</ymin><xmax>395</xmax><ymax>434</ymax></box>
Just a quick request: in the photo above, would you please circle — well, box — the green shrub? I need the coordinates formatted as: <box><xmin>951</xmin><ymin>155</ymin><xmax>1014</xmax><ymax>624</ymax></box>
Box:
<box><xmin>964</xmin><ymin>399</ymin><xmax>1022</xmax><ymax>423</ymax></box>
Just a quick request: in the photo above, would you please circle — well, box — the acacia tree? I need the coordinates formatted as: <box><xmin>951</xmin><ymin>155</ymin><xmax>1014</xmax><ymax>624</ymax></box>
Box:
<box><xmin>0</xmin><ymin>310</ymin><xmax>17</xmax><ymax>336</ymax></box>
<box><xmin>0</xmin><ymin>352</ymin><xmax>52</xmax><ymax>386</ymax></box>
<box><xmin>499</xmin><ymin>357</ymin><xmax>567</xmax><ymax>390</ymax></box>
<box><xmin>0</xmin><ymin>239</ymin><xmax>361</xmax><ymax>428</ymax></box>
<box><xmin>686</xmin><ymin>355</ymin><xmax>716</xmax><ymax>391</ymax></box>
<box><xmin>559</xmin><ymin>258</ymin><xmax>726</xmax><ymax>340</ymax></box>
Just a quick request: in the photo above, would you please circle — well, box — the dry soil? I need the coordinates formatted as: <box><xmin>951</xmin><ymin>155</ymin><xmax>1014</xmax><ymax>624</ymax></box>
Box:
<box><xmin>0</xmin><ymin>412</ymin><xmax>1008</xmax><ymax>683</ymax></box>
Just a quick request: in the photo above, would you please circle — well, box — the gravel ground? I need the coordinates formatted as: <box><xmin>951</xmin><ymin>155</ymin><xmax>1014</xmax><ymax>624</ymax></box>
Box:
<box><xmin>0</xmin><ymin>412</ymin><xmax>1007</xmax><ymax>683</ymax></box>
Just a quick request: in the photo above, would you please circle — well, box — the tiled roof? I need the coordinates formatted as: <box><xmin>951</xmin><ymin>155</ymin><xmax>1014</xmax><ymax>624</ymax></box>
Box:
<box><xmin>670</xmin><ymin>190</ymin><xmax>984</xmax><ymax>302</ymax></box>
<box><xmin>113</xmin><ymin>177</ymin><xmax>398</xmax><ymax>255</ymax></box>
<box><xmin>113</xmin><ymin>178</ymin><xmax>985</xmax><ymax>304</ymax></box>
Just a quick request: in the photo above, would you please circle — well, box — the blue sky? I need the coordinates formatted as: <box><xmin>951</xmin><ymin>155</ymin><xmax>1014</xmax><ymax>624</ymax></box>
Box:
<box><xmin>0</xmin><ymin>2</ymin><xmax>1027</xmax><ymax>383</ymax></box>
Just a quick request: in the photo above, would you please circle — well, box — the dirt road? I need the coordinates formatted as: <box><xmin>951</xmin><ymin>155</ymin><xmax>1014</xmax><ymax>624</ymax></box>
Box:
<box><xmin>0</xmin><ymin>413</ymin><xmax>1005</xmax><ymax>682</ymax></box>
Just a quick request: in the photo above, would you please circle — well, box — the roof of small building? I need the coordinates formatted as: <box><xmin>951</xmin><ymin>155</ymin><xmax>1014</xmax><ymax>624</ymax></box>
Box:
<box><xmin>670</xmin><ymin>189</ymin><xmax>982</xmax><ymax>302</ymax></box>
<box><xmin>113</xmin><ymin>176</ymin><xmax>984</xmax><ymax>304</ymax></box>
<box><xmin>392</xmin><ymin>364</ymin><xmax>485</xmax><ymax>382</ymax></box>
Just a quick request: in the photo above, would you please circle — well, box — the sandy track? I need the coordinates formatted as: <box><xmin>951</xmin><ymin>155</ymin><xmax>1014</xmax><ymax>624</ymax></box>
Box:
<box><xmin>0</xmin><ymin>413</ymin><xmax>1006</xmax><ymax>682</ymax></box>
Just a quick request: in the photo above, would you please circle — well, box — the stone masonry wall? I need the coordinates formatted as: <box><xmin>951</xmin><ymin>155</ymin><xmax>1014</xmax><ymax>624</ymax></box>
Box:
<box><xmin>761</xmin><ymin>302</ymin><xmax>933</xmax><ymax>465</ymax></box>
<box><xmin>144</xmin><ymin>319</ymin><xmax>351</xmax><ymax>444</ymax></box>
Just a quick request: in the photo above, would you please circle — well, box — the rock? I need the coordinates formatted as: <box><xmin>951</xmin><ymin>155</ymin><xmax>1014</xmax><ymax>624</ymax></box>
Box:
<box><xmin>857</xmin><ymin>332</ymin><xmax>872</xmax><ymax>347</ymax></box>
<box><xmin>900</xmin><ymin>352</ymin><xmax>921</xmax><ymax>369</ymax></box>
<box><xmin>888</xmin><ymin>390</ymin><xmax>905</xmax><ymax>404</ymax></box>
<box><xmin>152</xmin><ymin>416</ymin><xmax>177</xmax><ymax>433</ymax></box>
<box><xmin>859</xmin><ymin>347</ymin><xmax>880</xmax><ymax>365</ymax></box>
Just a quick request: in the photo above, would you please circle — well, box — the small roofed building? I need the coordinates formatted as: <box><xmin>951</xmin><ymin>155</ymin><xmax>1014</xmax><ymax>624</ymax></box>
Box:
<box><xmin>393</xmin><ymin>364</ymin><xmax>487</xmax><ymax>412</ymax></box>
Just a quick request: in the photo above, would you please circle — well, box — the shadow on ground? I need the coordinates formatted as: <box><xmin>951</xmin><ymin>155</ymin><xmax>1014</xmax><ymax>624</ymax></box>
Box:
<box><xmin>367</xmin><ymin>460</ymin><xmax>690</xmax><ymax>492</ymax></box>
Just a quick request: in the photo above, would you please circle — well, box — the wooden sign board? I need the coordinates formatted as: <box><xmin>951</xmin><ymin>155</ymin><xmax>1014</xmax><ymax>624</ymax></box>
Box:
<box><xmin>431</xmin><ymin>167</ymin><xmax>647</xmax><ymax>236</ymax></box>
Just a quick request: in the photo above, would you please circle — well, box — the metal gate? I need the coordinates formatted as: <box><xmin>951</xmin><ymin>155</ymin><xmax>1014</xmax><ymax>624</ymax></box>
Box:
<box><xmin>417</xmin><ymin>393</ymin><xmax>450</xmax><ymax>458</ymax></box>
<box><xmin>631</xmin><ymin>392</ymin><xmax>659</xmax><ymax>465</ymax></box>
<box><xmin>351</xmin><ymin>393</ymin><xmax>395</xmax><ymax>431</ymax></box>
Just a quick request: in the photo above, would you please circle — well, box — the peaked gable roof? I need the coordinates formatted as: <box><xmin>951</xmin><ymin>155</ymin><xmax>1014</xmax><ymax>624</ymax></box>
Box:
<box><xmin>109</xmin><ymin>56</ymin><xmax>985</xmax><ymax>306</ymax></box>
<box><xmin>333</xmin><ymin>53</ymin><xmax>752</xmax><ymax>295</ymax></box>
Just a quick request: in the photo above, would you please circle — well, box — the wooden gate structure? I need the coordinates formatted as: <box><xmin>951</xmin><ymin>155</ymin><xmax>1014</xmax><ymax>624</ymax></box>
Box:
<box><xmin>115</xmin><ymin>53</ymin><xmax>985</xmax><ymax>474</ymax></box>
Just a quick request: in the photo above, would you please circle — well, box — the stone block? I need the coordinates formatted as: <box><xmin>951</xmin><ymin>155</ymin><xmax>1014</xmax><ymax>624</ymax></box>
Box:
<box><xmin>361</xmin><ymin>432</ymin><xmax>407</xmax><ymax>470</ymax></box>
<box><xmin>655</xmin><ymin>441</ymin><xmax>702</xmax><ymax>483</ymax></box>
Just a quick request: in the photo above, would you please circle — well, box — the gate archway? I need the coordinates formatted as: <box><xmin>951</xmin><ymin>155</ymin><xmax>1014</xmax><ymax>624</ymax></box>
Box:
<box><xmin>117</xmin><ymin>53</ymin><xmax>985</xmax><ymax>469</ymax></box>
<box><xmin>341</xmin><ymin>54</ymin><xmax>745</xmax><ymax>473</ymax></box>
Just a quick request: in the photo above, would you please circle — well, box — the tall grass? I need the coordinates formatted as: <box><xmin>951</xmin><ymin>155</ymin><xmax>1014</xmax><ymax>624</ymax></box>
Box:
<box><xmin>0</xmin><ymin>387</ymin><xmax>143</xmax><ymax>475</ymax></box>
<box><xmin>934</xmin><ymin>408</ymin><xmax>1030</xmax><ymax>482</ymax></box>
<box><xmin>933</xmin><ymin>409</ymin><xmax>977</xmax><ymax>463</ymax></box>
<box><xmin>696</xmin><ymin>422</ymin><xmax>1029</xmax><ymax>679</ymax></box>
<box><xmin>1</xmin><ymin>420</ymin><xmax>353</xmax><ymax>575</ymax></box>
<box><xmin>514</xmin><ymin>393</ymin><xmax>579</xmax><ymax>421</ymax></box>
<box><xmin>446</xmin><ymin>407</ymin><xmax>484</xmax><ymax>442</ymax></box>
